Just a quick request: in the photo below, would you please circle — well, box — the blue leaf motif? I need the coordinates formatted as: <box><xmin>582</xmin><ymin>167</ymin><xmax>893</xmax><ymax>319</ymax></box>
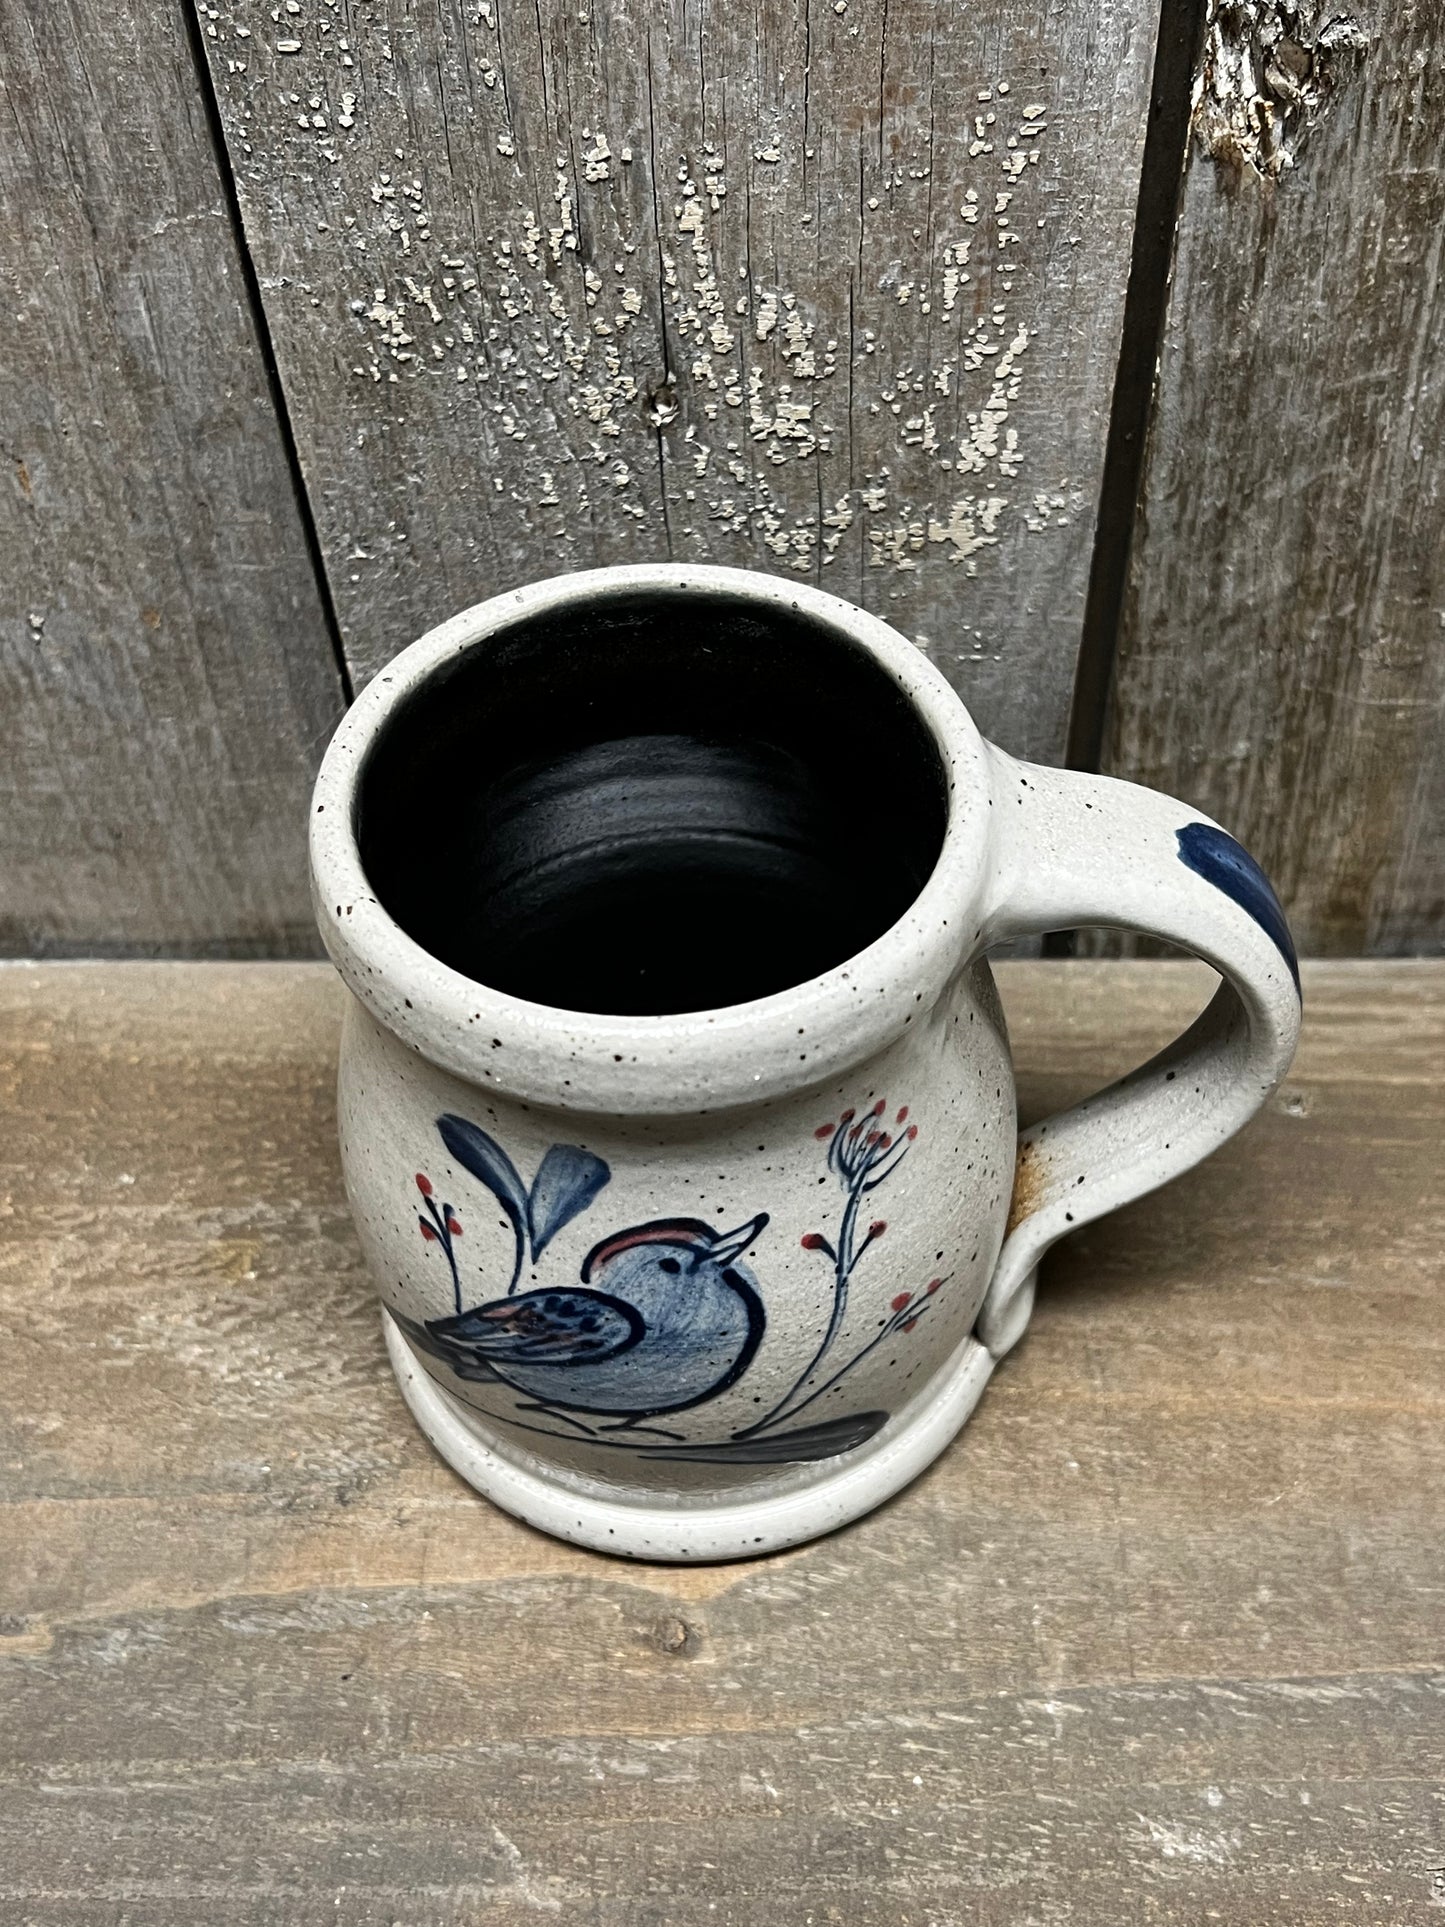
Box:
<box><xmin>437</xmin><ymin>1114</ymin><xmax>529</xmax><ymax>1242</ymax></box>
<box><xmin>528</xmin><ymin>1144</ymin><xmax>612</xmax><ymax>1256</ymax></box>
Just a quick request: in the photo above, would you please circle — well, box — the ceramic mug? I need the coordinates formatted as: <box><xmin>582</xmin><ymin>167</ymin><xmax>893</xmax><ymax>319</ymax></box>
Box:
<box><xmin>310</xmin><ymin>563</ymin><xmax>1300</xmax><ymax>1561</ymax></box>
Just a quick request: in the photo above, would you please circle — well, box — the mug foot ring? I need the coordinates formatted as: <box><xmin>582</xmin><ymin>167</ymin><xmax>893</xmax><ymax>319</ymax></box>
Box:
<box><xmin>383</xmin><ymin>1307</ymin><xmax>996</xmax><ymax>1562</ymax></box>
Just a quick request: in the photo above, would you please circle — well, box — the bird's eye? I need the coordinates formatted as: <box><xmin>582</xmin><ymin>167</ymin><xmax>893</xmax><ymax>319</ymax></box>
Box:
<box><xmin>658</xmin><ymin>1256</ymin><xmax>681</xmax><ymax>1274</ymax></box>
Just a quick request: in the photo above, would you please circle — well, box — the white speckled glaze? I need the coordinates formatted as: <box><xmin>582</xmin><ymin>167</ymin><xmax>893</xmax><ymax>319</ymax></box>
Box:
<box><xmin>311</xmin><ymin>564</ymin><xmax>1301</xmax><ymax>1561</ymax></box>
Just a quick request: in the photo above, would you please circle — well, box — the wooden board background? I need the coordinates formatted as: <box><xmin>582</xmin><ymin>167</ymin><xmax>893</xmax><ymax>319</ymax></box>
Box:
<box><xmin>0</xmin><ymin>0</ymin><xmax>347</xmax><ymax>956</ymax></box>
<box><xmin>1101</xmin><ymin>0</ymin><xmax>1445</xmax><ymax>956</ymax></box>
<box><xmin>198</xmin><ymin>0</ymin><xmax>1157</xmax><ymax>755</ymax></box>
<box><xmin>2</xmin><ymin>0</ymin><xmax>1442</xmax><ymax>954</ymax></box>
<box><xmin>1</xmin><ymin>959</ymin><xmax>1441</xmax><ymax>1922</ymax></box>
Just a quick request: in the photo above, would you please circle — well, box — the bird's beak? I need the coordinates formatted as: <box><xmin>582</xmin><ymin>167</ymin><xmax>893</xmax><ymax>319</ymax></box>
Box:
<box><xmin>705</xmin><ymin>1211</ymin><xmax>770</xmax><ymax>1266</ymax></box>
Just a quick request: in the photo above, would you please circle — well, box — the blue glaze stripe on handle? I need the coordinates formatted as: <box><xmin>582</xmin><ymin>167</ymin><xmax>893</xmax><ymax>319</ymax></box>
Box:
<box><xmin>1176</xmin><ymin>822</ymin><xmax>1301</xmax><ymax>996</ymax></box>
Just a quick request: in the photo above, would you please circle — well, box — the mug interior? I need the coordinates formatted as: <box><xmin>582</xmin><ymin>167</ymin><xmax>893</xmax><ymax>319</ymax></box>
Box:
<box><xmin>357</xmin><ymin>584</ymin><xmax>948</xmax><ymax>1017</ymax></box>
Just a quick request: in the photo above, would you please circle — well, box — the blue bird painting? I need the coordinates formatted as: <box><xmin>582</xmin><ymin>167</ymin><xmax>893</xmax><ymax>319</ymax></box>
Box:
<box><xmin>397</xmin><ymin>1104</ymin><xmax>944</xmax><ymax>1463</ymax></box>
<box><xmin>404</xmin><ymin>1213</ymin><xmax>768</xmax><ymax>1428</ymax></box>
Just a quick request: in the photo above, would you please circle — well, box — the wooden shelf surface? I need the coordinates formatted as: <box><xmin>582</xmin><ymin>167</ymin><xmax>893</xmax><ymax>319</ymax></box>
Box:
<box><xmin>1</xmin><ymin>961</ymin><xmax>1441</xmax><ymax>1924</ymax></box>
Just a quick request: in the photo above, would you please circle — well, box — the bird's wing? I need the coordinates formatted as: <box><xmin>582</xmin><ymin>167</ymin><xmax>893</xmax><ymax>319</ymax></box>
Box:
<box><xmin>428</xmin><ymin>1288</ymin><xmax>643</xmax><ymax>1368</ymax></box>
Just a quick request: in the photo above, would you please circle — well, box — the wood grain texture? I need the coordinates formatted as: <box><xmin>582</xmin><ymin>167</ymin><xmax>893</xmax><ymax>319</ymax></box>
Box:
<box><xmin>198</xmin><ymin>0</ymin><xmax>1157</xmax><ymax>758</ymax></box>
<box><xmin>2</xmin><ymin>958</ymin><xmax>1441</xmax><ymax>1923</ymax></box>
<box><xmin>0</xmin><ymin>0</ymin><xmax>345</xmax><ymax>956</ymax></box>
<box><xmin>1102</xmin><ymin>0</ymin><xmax>1445</xmax><ymax>954</ymax></box>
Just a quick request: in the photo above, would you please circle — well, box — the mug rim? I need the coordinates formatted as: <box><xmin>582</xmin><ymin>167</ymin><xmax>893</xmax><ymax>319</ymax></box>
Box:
<box><xmin>309</xmin><ymin>563</ymin><xmax>992</xmax><ymax>1115</ymax></box>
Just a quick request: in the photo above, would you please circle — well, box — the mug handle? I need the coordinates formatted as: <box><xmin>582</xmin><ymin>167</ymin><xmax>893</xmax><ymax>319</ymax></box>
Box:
<box><xmin>972</xmin><ymin>746</ymin><xmax>1303</xmax><ymax>1357</ymax></box>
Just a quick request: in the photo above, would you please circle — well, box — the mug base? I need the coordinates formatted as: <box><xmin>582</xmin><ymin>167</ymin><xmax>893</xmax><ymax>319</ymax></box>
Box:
<box><xmin>383</xmin><ymin>1307</ymin><xmax>997</xmax><ymax>1562</ymax></box>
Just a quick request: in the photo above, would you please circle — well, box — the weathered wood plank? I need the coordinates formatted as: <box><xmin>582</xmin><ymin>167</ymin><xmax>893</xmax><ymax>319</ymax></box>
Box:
<box><xmin>0</xmin><ymin>0</ymin><xmax>345</xmax><ymax>955</ymax></box>
<box><xmin>1</xmin><ymin>959</ymin><xmax>1441</xmax><ymax>1922</ymax></box>
<box><xmin>199</xmin><ymin>0</ymin><xmax>1158</xmax><ymax>758</ymax></box>
<box><xmin>1103</xmin><ymin>0</ymin><xmax>1445</xmax><ymax>953</ymax></box>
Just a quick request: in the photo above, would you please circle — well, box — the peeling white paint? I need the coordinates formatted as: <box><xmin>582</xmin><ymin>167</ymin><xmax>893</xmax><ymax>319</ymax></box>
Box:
<box><xmin>245</xmin><ymin>29</ymin><xmax>1080</xmax><ymax>611</ymax></box>
<box><xmin>927</xmin><ymin>494</ymin><xmax>1008</xmax><ymax>571</ymax></box>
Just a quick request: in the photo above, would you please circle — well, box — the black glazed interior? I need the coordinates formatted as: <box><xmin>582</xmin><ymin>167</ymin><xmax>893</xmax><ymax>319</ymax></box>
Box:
<box><xmin>357</xmin><ymin>588</ymin><xmax>948</xmax><ymax>1016</ymax></box>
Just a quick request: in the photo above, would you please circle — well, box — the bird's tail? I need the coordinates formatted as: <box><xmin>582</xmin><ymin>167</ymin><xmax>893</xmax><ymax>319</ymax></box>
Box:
<box><xmin>390</xmin><ymin>1308</ymin><xmax>503</xmax><ymax>1383</ymax></box>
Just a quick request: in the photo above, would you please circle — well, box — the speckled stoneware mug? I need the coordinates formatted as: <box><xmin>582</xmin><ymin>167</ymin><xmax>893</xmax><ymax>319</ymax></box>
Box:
<box><xmin>310</xmin><ymin>563</ymin><xmax>1300</xmax><ymax>1561</ymax></box>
